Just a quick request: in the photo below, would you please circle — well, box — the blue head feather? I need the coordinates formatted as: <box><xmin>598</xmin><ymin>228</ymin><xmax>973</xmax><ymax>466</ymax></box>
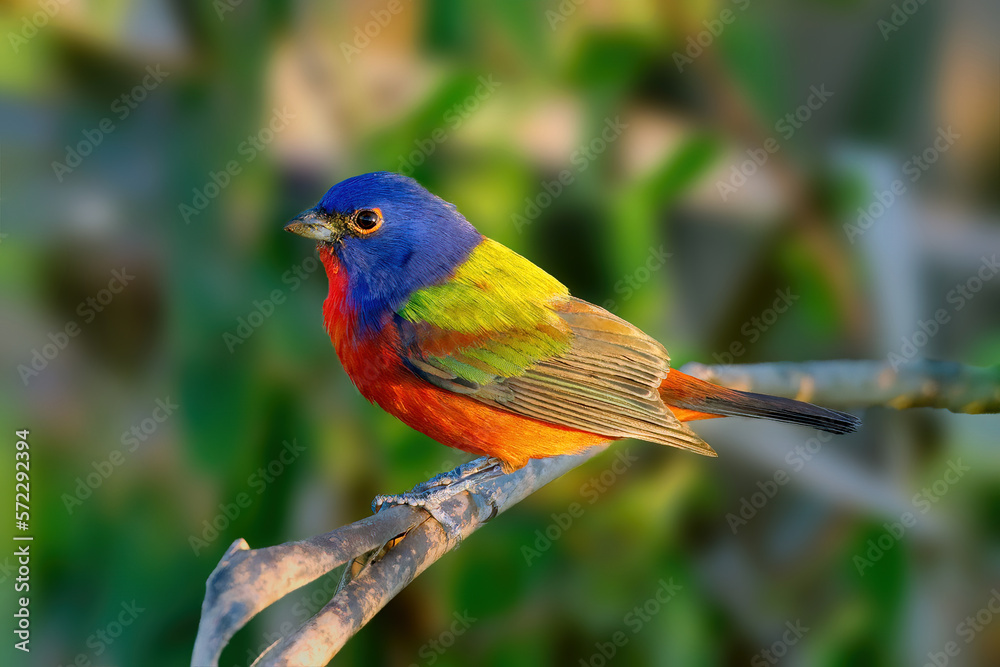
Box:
<box><xmin>315</xmin><ymin>172</ymin><xmax>483</xmax><ymax>336</ymax></box>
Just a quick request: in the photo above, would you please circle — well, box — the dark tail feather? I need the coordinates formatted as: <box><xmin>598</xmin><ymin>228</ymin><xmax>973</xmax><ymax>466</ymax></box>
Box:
<box><xmin>660</xmin><ymin>370</ymin><xmax>861</xmax><ymax>435</ymax></box>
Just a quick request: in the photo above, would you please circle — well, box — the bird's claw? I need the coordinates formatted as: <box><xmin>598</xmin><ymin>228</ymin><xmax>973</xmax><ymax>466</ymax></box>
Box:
<box><xmin>372</xmin><ymin>457</ymin><xmax>506</xmax><ymax>542</ymax></box>
<box><xmin>373</xmin><ymin>492</ymin><xmax>466</xmax><ymax>537</ymax></box>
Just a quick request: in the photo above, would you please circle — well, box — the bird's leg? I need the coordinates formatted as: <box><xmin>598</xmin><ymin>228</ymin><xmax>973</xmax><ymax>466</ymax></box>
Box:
<box><xmin>411</xmin><ymin>456</ymin><xmax>505</xmax><ymax>493</ymax></box>
<box><xmin>372</xmin><ymin>457</ymin><xmax>506</xmax><ymax>538</ymax></box>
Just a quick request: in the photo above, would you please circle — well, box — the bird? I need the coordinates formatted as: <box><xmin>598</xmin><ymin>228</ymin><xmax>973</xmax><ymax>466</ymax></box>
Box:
<box><xmin>285</xmin><ymin>172</ymin><xmax>860</xmax><ymax>521</ymax></box>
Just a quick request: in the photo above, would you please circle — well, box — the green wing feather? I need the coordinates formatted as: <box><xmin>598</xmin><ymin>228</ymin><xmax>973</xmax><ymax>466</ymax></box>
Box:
<box><xmin>395</xmin><ymin>239</ymin><xmax>714</xmax><ymax>456</ymax></box>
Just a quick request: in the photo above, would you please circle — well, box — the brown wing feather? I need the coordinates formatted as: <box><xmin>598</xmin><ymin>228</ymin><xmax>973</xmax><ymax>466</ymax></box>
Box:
<box><xmin>492</xmin><ymin>299</ymin><xmax>714</xmax><ymax>455</ymax></box>
<box><xmin>400</xmin><ymin>297</ymin><xmax>716</xmax><ymax>457</ymax></box>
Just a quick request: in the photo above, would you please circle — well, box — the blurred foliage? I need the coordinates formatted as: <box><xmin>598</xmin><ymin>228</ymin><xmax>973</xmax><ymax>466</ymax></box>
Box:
<box><xmin>0</xmin><ymin>1</ymin><xmax>998</xmax><ymax>666</ymax></box>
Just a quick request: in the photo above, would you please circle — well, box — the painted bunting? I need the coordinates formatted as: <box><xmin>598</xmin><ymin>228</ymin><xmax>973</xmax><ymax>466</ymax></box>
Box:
<box><xmin>286</xmin><ymin>172</ymin><xmax>859</xmax><ymax>478</ymax></box>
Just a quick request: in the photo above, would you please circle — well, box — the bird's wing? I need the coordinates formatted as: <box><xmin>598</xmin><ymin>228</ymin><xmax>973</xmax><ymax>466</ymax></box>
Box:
<box><xmin>394</xmin><ymin>239</ymin><xmax>714</xmax><ymax>456</ymax></box>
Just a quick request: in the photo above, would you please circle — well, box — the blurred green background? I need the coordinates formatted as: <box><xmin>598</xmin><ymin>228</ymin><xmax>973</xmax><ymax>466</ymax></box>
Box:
<box><xmin>1</xmin><ymin>0</ymin><xmax>998</xmax><ymax>665</ymax></box>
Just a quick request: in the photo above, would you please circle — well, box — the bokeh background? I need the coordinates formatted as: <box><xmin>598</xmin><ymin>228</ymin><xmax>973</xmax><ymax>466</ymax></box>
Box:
<box><xmin>2</xmin><ymin>0</ymin><xmax>998</xmax><ymax>665</ymax></box>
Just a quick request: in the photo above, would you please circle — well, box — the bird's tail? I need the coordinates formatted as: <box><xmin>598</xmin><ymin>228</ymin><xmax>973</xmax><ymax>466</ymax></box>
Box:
<box><xmin>659</xmin><ymin>369</ymin><xmax>861</xmax><ymax>435</ymax></box>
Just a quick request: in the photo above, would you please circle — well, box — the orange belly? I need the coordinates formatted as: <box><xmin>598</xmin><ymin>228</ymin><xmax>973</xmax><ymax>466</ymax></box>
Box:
<box><xmin>335</xmin><ymin>335</ymin><xmax>605</xmax><ymax>471</ymax></box>
<box><xmin>354</xmin><ymin>353</ymin><xmax>610</xmax><ymax>472</ymax></box>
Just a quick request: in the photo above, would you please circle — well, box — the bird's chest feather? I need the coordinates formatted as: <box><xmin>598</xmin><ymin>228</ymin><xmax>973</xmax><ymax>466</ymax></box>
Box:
<box><xmin>320</xmin><ymin>246</ymin><xmax>423</xmax><ymax>411</ymax></box>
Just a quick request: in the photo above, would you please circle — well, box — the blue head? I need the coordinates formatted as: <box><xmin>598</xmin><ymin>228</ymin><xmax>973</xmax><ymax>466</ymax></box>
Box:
<box><xmin>285</xmin><ymin>172</ymin><xmax>482</xmax><ymax>335</ymax></box>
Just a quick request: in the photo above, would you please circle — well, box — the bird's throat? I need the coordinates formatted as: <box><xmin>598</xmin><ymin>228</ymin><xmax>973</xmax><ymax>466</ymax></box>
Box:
<box><xmin>319</xmin><ymin>245</ymin><xmax>354</xmax><ymax>349</ymax></box>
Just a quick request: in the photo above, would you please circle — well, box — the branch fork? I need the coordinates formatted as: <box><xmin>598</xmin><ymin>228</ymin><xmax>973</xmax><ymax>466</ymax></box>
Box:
<box><xmin>192</xmin><ymin>448</ymin><xmax>604</xmax><ymax>666</ymax></box>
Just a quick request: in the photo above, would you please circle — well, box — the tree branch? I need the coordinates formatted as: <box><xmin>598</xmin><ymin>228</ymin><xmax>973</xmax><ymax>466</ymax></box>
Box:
<box><xmin>192</xmin><ymin>360</ymin><xmax>998</xmax><ymax>666</ymax></box>
<box><xmin>192</xmin><ymin>504</ymin><xmax>426</xmax><ymax>667</ymax></box>
<box><xmin>192</xmin><ymin>447</ymin><xmax>604</xmax><ymax>667</ymax></box>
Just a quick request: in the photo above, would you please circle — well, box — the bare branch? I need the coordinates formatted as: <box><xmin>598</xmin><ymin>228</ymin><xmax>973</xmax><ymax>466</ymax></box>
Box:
<box><xmin>192</xmin><ymin>360</ymin><xmax>998</xmax><ymax>667</ymax></box>
<box><xmin>193</xmin><ymin>447</ymin><xmax>604</xmax><ymax>666</ymax></box>
<box><xmin>253</xmin><ymin>449</ymin><xmax>599</xmax><ymax>666</ymax></box>
<box><xmin>192</xmin><ymin>505</ymin><xmax>426</xmax><ymax>667</ymax></box>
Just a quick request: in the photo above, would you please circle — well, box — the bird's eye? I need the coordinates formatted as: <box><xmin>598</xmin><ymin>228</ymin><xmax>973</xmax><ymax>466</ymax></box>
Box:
<box><xmin>353</xmin><ymin>208</ymin><xmax>382</xmax><ymax>233</ymax></box>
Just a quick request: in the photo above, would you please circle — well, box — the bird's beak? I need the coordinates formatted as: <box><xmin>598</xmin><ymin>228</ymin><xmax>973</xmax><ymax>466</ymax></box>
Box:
<box><xmin>284</xmin><ymin>207</ymin><xmax>340</xmax><ymax>242</ymax></box>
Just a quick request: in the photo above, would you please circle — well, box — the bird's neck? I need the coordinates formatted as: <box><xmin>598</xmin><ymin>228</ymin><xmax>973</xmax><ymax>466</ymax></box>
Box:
<box><xmin>319</xmin><ymin>245</ymin><xmax>358</xmax><ymax>351</ymax></box>
<box><xmin>320</xmin><ymin>233</ymin><xmax>485</xmax><ymax>345</ymax></box>
<box><xmin>319</xmin><ymin>244</ymin><xmax>403</xmax><ymax>353</ymax></box>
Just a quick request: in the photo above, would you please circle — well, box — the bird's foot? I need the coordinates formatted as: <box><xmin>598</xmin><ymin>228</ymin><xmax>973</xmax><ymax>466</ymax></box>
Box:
<box><xmin>372</xmin><ymin>457</ymin><xmax>506</xmax><ymax>540</ymax></box>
